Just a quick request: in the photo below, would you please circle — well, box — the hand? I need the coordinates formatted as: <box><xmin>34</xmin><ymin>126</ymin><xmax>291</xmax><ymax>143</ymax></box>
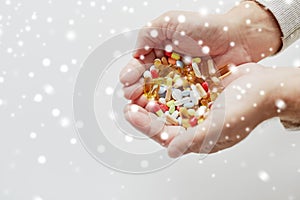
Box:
<box><xmin>120</xmin><ymin>1</ymin><xmax>282</xmax><ymax>103</ymax></box>
<box><xmin>124</xmin><ymin>63</ymin><xmax>300</xmax><ymax>158</ymax></box>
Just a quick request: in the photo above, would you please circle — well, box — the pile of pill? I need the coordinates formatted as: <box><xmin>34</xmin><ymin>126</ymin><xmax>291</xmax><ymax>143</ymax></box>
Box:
<box><xmin>143</xmin><ymin>51</ymin><xmax>227</xmax><ymax>128</ymax></box>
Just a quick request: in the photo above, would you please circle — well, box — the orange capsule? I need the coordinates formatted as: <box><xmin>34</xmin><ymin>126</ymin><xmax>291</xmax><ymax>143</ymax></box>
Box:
<box><xmin>168</xmin><ymin>57</ymin><xmax>176</xmax><ymax>65</ymax></box>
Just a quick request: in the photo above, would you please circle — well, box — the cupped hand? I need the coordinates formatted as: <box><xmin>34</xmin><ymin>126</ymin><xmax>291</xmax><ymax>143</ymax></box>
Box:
<box><xmin>124</xmin><ymin>63</ymin><xmax>280</xmax><ymax>158</ymax></box>
<box><xmin>120</xmin><ymin>1</ymin><xmax>282</xmax><ymax>104</ymax></box>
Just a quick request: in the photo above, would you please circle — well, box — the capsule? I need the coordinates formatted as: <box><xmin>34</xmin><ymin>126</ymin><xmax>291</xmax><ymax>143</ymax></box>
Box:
<box><xmin>208</xmin><ymin>59</ymin><xmax>216</xmax><ymax>75</ymax></box>
<box><xmin>189</xmin><ymin>117</ymin><xmax>198</xmax><ymax>127</ymax></box>
<box><xmin>192</xmin><ymin>62</ymin><xmax>202</xmax><ymax>78</ymax></box>
<box><xmin>196</xmin><ymin>83</ymin><xmax>207</xmax><ymax>98</ymax></box>
<box><xmin>165</xmin><ymin>86</ymin><xmax>172</xmax><ymax>101</ymax></box>
<box><xmin>172</xmin><ymin>89</ymin><xmax>182</xmax><ymax>100</ymax></box>
<box><xmin>176</xmin><ymin>60</ymin><xmax>184</xmax><ymax>68</ymax></box>
<box><xmin>192</xmin><ymin>57</ymin><xmax>201</xmax><ymax>63</ymax></box>
<box><xmin>152</xmin><ymin>103</ymin><xmax>164</xmax><ymax>117</ymax></box>
<box><xmin>161</xmin><ymin>57</ymin><xmax>168</xmax><ymax>65</ymax></box>
<box><xmin>166</xmin><ymin>115</ymin><xmax>179</xmax><ymax>126</ymax></box>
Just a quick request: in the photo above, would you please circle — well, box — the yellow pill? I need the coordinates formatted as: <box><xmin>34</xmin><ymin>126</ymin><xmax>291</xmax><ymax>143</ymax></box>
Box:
<box><xmin>161</xmin><ymin>57</ymin><xmax>168</xmax><ymax>65</ymax></box>
<box><xmin>192</xmin><ymin>57</ymin><xmax>201</xmax><ymax>63</ymax></box>
<box><xmin>171</xmin><ymin>52</ymin><xmax>180</xmax><ymax>60</ymax></box>
<box><xmin>154</xmin><ymin>59</ymin><xmax>162</xmax><ymax>67</ymax></box>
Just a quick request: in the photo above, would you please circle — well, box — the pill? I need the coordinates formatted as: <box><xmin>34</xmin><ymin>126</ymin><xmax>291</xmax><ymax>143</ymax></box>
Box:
<box><xmin>191</xmin><ymin>84</ymin><xmax>200</xmax><ymax>99</ymax></box>
<box><xmin>173</xmin><ymin>74</ymin><xmax>181</xmax><ymax>80</ymax></box>
<box><xmin>210</xmin><ymin>92</ymin><xmax>218</xmax><ymax>101</ymax></box>
<box><xmin>161</xmin><ymin>56</ymin><xmax>168</xmax><ymax>65</ymax></box>
<box><xmin>171</xmin><ymin>110</ymin><xmax>179</xmax><ymax>119</ymax></box>
<box><xmin>211</xmin><ymin>76</ymin><xmax>221</xmax><ymax>85</ymax></box>
<box><xmin>158</xmin><ymin>85</ymin><xmax>167</xmax><ymax>94</ymax></box>
<box><xmin>201</xmin><ymin>82</ymin><xmax>209</xmax><ymax>92</ymax></box>
<box><xmin>189</xmin><ymin>117</ymin><xmax>198</xmax><ymax>127</ymax></box>
<box><xmin>166</xmin><ymin>100</ymin><xmax>175</xmax><ymax>107</ymax></box>
<box><xmin>187</xmin><ymin>109</ymin><xmax>196</xmax><ymax>116</ymax></box>
<box><xmin>169</xmin><ymin>104</ymin><xmax>176</xmax><ymax>114</ymax></box>
<box><xmin>165</xmin><ymin>87</ymin><xmax>172</xmax><ymax>101</ymax></box>
<box><xmin>150</xmin><ymin>65</ymin><xmax>156</xmax><ymax>71</ymax></box>
<box><xmin>177</xmin><ymin>117</ymin><xmax>182</xmax><ymax>125</ymax></box>
<box><xmin>198</xmin><ymin>118</ymin><xmax>204</xmax><ymax>124</ymax></box>
<box><xmin>196</xmin><ymin>106</ymin><xmax>207</xmax><ymax>117</ymax></box>
<box><xmin>190</xmin><ymin>93</ymin><xmax>198</xmax><ymax>105</ymax></box>
<box><xmin>166</xmin><ymin>77</ymin><xmax>173</xmax><ymax>86</ymax></box>
<box><xmin>143</xmin><ymin>70</ymin><xmax>151</xmax><ymax>78</ymax></box>
<box><xmin>172</xmin><ymin>89</ymin><xmax>182</xmax><ymax>100</ymax></box>
<box><xmin>184</xmin><ymin>102</ymin><xmax>194</xmax><ymax>108</ymax></box>
<box><xmin>181</xmin><ymin>90</ymin><xmax>190</xmax><ymax>97</ymax></box>
<box><xmin>151</xmin><ymin>69</ymin><xmax>159</xmax><ymax>78</ymax></box>
<box><xmin>160</xmin><ymin>104</ymin><xmax>169</xmax><ymax>112</ymax></box>
<box><xmin>176</xmin><ymin>60</ymin><xmax>184</xmax><ymax>68</ymax></box>
<box><xmin>154</xmin><ymin>59</ymin><xmax>162</xmax><ymax>67</ymax></box>
<box><xmin>179</xmin><ymin>107</ymin><xmax>189</xmax><ymax>118</ymax></box>
<box><xmin>174</xmin><ymin>97</ymin><xmax>190</xmax><ymax>106</ymax></box>
<box><xmin>208</xmin><ymin>59</ymin><xmax>216</xmax><ymax>75</ymax></box>
<box><xmin>159</xmin><ymin>98</ymin><xmax>166</xmax><ymax>104</ymax></box>
<box><xmin>192</xmin><ymin>62</ymin><xmax>202</xmax><ymax>78</ymax></box>
<box><xmin>168</xmin><ymin>57</ymin><xmax>176</xmax><ymax>65</ymax></box>
<box><xmin>166</xmin><ymin>115</ymin><xmax>179</xmax><ymax>126</ymax></box>
<box><xmin>173</xmin><ymin>78</ymin><xmax>183</xmax><ymax>88</ymax></box>
<box><xmin>201</xmin><ymin>99</ymin><xmax>208</xmax><ymax>106</ymax></box>
<box><xmin>196</xmin><ymin>83</ymin><xmax>207</xmax><ymax>98</ymax></box>
<box><xmin>171</xmin><ymin>52</ymin><xmax>180</xmax><ymax>60</ymax></box>
<box><xmin>182</xmin><ymin>119</ymin><xmax>190</xmax><ymax>128</ymax></box>
<box><xmin>156</xmin><ymin>109</ymin><xmax>164</xmax><ymax>117</ymax></box>
<box><xmin>164</xmin><ymin>51</ymin><xmax>172</xmax><ymax>57</ymax></box>
<box><xmin>183</xmin><ymin>56</ymin><xmax>192</xmax><ymax>65</ymax></box>
<box><xmin>192</xmin><ymin>57</ymin><xmax>201</xmax><ymax>63</ymax></box>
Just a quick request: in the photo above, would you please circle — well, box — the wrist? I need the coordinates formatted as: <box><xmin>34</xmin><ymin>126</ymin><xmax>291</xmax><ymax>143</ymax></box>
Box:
<box><xmin>268</xmin><ymin>68</ymin><xmax>300</xmax><ymax>122</ymax></box>
<box><xmin>225</xmin><ymin>1</ymin><xmax>282</xmax><ymax>61</ymax></box>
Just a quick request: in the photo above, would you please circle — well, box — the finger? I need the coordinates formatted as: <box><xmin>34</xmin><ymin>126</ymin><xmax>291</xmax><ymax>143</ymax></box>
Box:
<box><xmin>122</xmin><ymin>78</ymin><xmax>143</xmax><ymax>100</ymax></box>
<box><xmin>133</xmin><ymin>12</ymin><xmax>203</xmax><ymax>59</ymax></box>
<box><xmin>220</xmin><ymin>63</ymin><xmax>264</xmax><ymax>86</ymax></box>
<box><xmin>119</xmin><ymin>59</ymin><xmax>147</xmax><ymax>87</ymax></box>
<box><xmin>124</xmin><ymin>104</ymin><xmax>184</xmax><ymax>146</ymax></box>
<box><xmin>167</xmin><ymin>121</ymin><xmax>209</xmax><ymax>158</ymax></box>
<box><xmin>120</xmin><ymin>52</ymin><xmax>157</xmax><ymax>87</ymax></box>
<box><xmin>133</xmin><ymin>26</ymin><xmax>165</xmax><ymax>58</ymax></box>
<box><xmin>167</xmin><ymin>103</ymin><xmax>229</xmax><ymax>158</ymax></box>
<box><xmin>131</xmin><ymin>94</ymin><xmax>148</xmax><ymax>108</ymax></box>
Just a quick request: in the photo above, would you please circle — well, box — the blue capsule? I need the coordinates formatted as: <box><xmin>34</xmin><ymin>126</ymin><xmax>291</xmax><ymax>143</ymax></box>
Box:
<box><xmin>176</xmin><ymin>60</ymin><xmax>184</xmax><ymax>68</ymax></box>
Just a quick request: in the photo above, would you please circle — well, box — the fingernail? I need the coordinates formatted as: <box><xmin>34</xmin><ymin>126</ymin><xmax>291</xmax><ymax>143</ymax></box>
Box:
<box><xmin>127</xmin><ymin>111</ymin><xmax>150</xmax><ymax>128</ymax></box>
<box><xmin>120</xmin><ymin>67</ymin><xmax>140</xmax><ymax>86</ymax></box>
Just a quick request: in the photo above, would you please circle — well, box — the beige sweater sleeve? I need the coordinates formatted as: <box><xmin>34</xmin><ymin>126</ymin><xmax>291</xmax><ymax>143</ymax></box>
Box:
<box><xmin>243</xmin><ymin>1</ymin><xmax>300</xmax><ymax>130</ymax></box>
<box><xmin>255</xmin><ymin>0</ymin><xmax>300</xmax><ymax>51</ymax></box>
<box><xmin>256</xmin><ymin>0</ymin><xmax>300</xmax><ymax>130</ymax></box>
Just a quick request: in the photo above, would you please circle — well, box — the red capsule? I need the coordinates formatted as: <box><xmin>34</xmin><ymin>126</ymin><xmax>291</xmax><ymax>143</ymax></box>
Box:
<box><xmin>201</xmin><ymin>82</ymin><xmax>209</xmax><ymax>92</ymax></box>
<box><xmin>150</xmin><ymin>69</ymin><xmax>159</xmax><ymax>78</ymax></box>
<box><xmin>160</xmin><ymin>104</ymin><xmax>169</xmax><ymax>112</ymax></box>
<box><xmin>189</xmin><ymin>117</ymin><xmax>198</xmax><ymax>127</ymax></box>
<box><xmin>176</xmin><ymin>106</ymin><xmax>181</xmax><ymax>111</ymax></box>
<box><xmin>164</xmin><ymin>51</ymin><xmax>172</xmax><ymax>57</ymax></box>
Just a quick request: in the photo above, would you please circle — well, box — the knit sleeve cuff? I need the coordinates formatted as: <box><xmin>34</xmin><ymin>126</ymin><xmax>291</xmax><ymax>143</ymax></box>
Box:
<box><xmin>255</xmin><ymin>0</ymin><xmax>300</xmax><ymax>52</ymax></box>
